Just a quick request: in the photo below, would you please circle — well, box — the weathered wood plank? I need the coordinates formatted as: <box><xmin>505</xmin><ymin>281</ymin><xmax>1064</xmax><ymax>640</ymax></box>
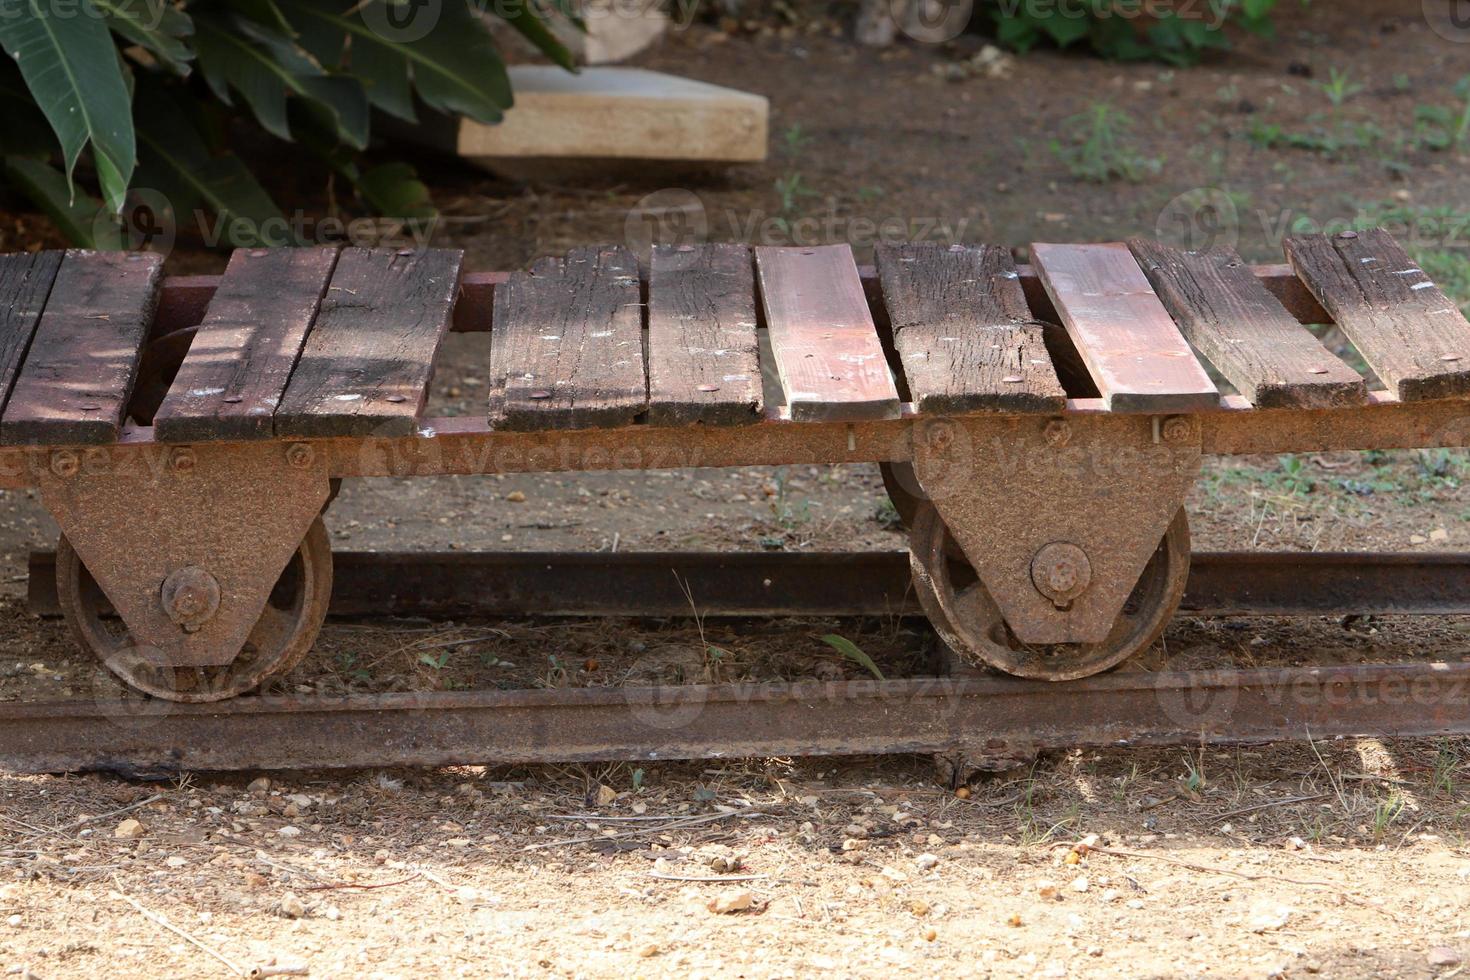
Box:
<box><xmin>275</xmin><ymin>247</ymin><xmax>462</xmax><ymax>438</ymax></box>
<box><xmin>488</xmin><ymin>245</ymin><xmax>646</xmax><ymax>430</ymax></box>
<box><xmin>1030</xmin><ymin>241</ymin><xmax>1219</xmax><ymax>413</ymax></box>
<box><xmin>0</xmin><ymin>251</ymin><xmax>164</xmax><ymax>446</ymax></box>
<box><xmin>874</xmin><ymin>242</ymin><xmax>1064</xmax><ymax>413</ymax></box>
<box><xmin>0</xmin><ymin>251</ymin><xmax>64</xmax><ymax>418</ymax></box>
<box><xmin>646</xmin><ymin>243</ymin><xmax>761</xmax><ymax>426</ymax></box>
<box><xmin>154</xmin><ymin>248</ymin><xmax>339</xmax><ymax>443</ymax></box>
<box><xmin>754</xmin><ymin>244</ymin><xmax>901</xmax><ymax>421</ymax></box>
<box><xmin>1128</xmin><ymin>239</ymin><xmax>1366</xmax><ymax>410</ymax></box>
<box><xmin>1284</xmin><ymin>228</ymin><xmax>1470</xmax><ymax>401</ymax></box>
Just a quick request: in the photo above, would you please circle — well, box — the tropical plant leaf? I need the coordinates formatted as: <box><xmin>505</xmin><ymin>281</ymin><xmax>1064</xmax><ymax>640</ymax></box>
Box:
<box><xmin>821</xmin><ymin>634</ymin><xmax>885</xmax><ymax>681</ymax></box>
<box><xmin>280</xmin><ymin>0</ymin><xmax>514</xmax><ymax>124</ymax></box>
<box><xmin>355</xmin><ymin>161</ymin><xmax>434</xmax><ymax>220</ymax></box>
<box><xmin>193</xmin><ymin>11</ymin><xmax>369</xmax><ymax>148</ymax></box>
<box><xmin>0</xmin><ymin>156</ymin><xmax>101</xmax><ymax>247</ymax></box>
<box><xmin>500</xmin><ymin>0</ymin><xmax>576</xmax><ymax>71</ymax></box>
<box><xmin>0</xmin><ymin>0</ymin><xmax>135</xmax><ymax>211</ymax></box>
<box><xmin>132</xmin><ymin>84</ymin><xmax>287</xmax><ymax>247</ymax></box>
<box><xmin>97</xmin><ymin>0</ymin><xmax>195</xmax><ymax>75</ymax></box>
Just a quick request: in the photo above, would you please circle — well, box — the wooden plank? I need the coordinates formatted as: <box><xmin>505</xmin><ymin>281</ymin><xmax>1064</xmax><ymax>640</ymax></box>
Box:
<box><xmin>646</xmin><ymin>244</ymin><xmax>762</xmax><ymax>426</ymax></box>
<box><xmin>1128</xmin><ymin>239</ymin><xmax>1366</xmax><ymax>410</ymax></box>
<box><xmin>1283</xmin><ymin>229</ymin><xmax>1470</xmax><ymax>401</ymax></box>
<box><xmin>0</xmin><ymin>251</ymin><xmax>64</xmax><ymax>418</ymax></box>
<box><xmin>1</xmin><ymin>251</ymin><xmax>164</xmax><ymax>446</ymax></box>
<box><xmin>1030</xmin><ymin>242</ymin><xmax>1219</xmax><ymax>413</ymax></box>
<box><xmin>754</xmin><ymin>244</ymin><xmax>901</xmax><ymax>421</ymax></box>
<box><xmin>874</xmin><ymin>242</ymin><xmax>1065</xmax><ymax>413</ymax></box>
<box><xmin>488</xmin><ymin>245</ymin><xmax>646</xmax><ymax>431</ymax></box>
<box><xmin>154</xmin><ymin>248</ymin><xmax>339</xmax><ymax>443</ymax></box>
<box><xmin>276</xmin><ymin>247</ymin><xmax>462</xmax><ymax>438</ymax></box>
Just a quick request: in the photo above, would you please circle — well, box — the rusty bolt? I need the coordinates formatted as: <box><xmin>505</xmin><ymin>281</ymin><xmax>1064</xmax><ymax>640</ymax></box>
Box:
<box><xmin>286</xmin><ymin>443</ymin><xmax>315</xmax><ymax>469</ymax></box>
<box><xmin>50</xmin><ymin>450</ymin><xmax>79</xmax><ymax>478</ymax></box>
<box><xmin>171</xmin><ymin>447</ymin><xmax>196</xmax><ymax>475</ymax></box>
<box><xmin>1031</xmin><ymin>542</ymin><xmax>1092</xmax><ymax>609</ymax></box>
<box><xmin>1042</xmin><ymin>419</ymin><xmax>1072</xmax><ymax>448</ymax></box>
<box><xmin>1161</xmin><ymin>416</ymin><xmax>1194</xmax><ymax>444</ymax></box>
<box><xmin>160</xmin><ymin>566</ymin><xmax>222</xmax><ymax>631</ymax></box>
<box><xmin>925</xmin><ymin>420</ymin><xmax>955</xmax><ymax>451</ymax></box>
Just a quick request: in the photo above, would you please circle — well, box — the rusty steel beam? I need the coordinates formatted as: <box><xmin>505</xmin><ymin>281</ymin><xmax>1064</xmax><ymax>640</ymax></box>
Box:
<box><xmin>28</xmin><ymin>549</ymin><xmax>1470</xmax><ymax>619</ymax></box>
<box><xmin>2</xmin><ymin>660</ymin><xmax>1468</xmax><ymax>774</ymax></box>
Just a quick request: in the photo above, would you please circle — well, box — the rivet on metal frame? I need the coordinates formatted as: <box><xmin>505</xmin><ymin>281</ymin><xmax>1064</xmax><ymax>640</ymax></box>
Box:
<box><xmin>924</xmin><ymin>420</ymin><xmax>955</xmax><ymax>452</ymax></box>
<box><xmin>1042</xmin><ymin>419</ymin><xmax>1072</xmax><ymax>448</ymax></box>
<box><xmin>1161</xmin><ymin>416</ymin><xmax>1194</xmax><ymax>445</ymax></box>
<box><xmin>286</xmin><ymin>443</ymin><xmax>315</xmax><ymax>469</ymax></box>
<box><xmin>50</xmin><ymin>450</ymin><xmax>79</xmax><ymax>478</ymax></box>
<box><xmin>171</xmin><ymin>447</ymin><xmax>197</xmax><ymax>475</ymax></box>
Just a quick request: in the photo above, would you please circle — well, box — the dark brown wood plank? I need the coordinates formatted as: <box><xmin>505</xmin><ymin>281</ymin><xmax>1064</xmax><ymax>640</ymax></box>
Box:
<box><xmin>1283</xmin><ymin>228</ymin><xmax>1470</xmax><ymax>401</ymax></box>
<box><xmin>275</xmin><ymin>247</ymin><xmax>462</xmax><ymax>438</ymax></box>
<box><xmin>1030</xmin><ymin>242</ymin><xmax>1219</xmax><ymax>413</ymax></box>
<box><xmin>154</xmin><ymin>248</ymin><xmax>339</xmax><ymax>443</ymax></box>
<box><xmin>646</xmin><ymin>243</ymin><xmax>761</xmax><ymax>426</ymax></box>
<box><xmin>874</xmin><ymin>242</ymin><xmax>1064</xmax><ymax>414</ymax></box>
<box><xmin>1128</xmin><ymin>239</ymin><xmax>1366</xmax><ymax>410</ymax></box>
<box><xmin>488</xmin><ymin>245</ymin><xmax>646</xmax><ymax>431</ymax></box>
<box><xmin>754</xmin><ymin>244</ymin><xmax>900</xmax><ymax>421</ymax></box>
<box><xmin>0</xmin><ymin>251</ymin><xmax>64</xmax><ymax>419</ymax></box>
<box><xmin>0</xmin><ymin>250</ymin><xmax>164</xmax><ymax>446</ymax></box>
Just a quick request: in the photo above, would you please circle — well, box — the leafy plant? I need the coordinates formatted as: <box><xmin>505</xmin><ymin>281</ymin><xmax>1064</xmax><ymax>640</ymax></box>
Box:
<box><xmin>987</xmin><ymin>0</ymin><xmax>1295</xmax><ymax>66</ymax></box>
<box><xmin>1050</xmin><ymin>103</ymin><xmax>1160</xmax><ymax>183</ymax></box>
<box><xmin>1317</xmin><ymin>66</ymin><xmax>1363</xmax><ymax>107</ymax></box>
<box><xmin>0</xmin><ymin>0</ymin><xmax>574</xmax><ymax>246</ymax></box>
<box><xmin>821</xmin><ymin>634</ymin><xmax>885</xmax><ymax>680</ymax></box>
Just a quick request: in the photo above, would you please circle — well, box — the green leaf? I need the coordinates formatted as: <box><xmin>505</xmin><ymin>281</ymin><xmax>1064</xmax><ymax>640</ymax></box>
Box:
<box><xmin>0</xmin><ymin>155</ymin><xmax>101</xmax><ymax>246</ymax></box>
<box><xmin>356</xmin><ymin>162</ymin><xmax>434</xmax><ymax>220</ymax></box>
<box><xmin>821</xmin><ymin>634</ymin><xmax>885</xmax><ymax>681</ymax></box>
<box><xmin>280</xmin><ymin>0</ymin><xmax>514</xmax><ymax>124</ymax></box>
<box><xmin>500</xmin><ymin>0</ymin><xmax>575</xmax><ymax>71</ymax></box>
<box><xmin>132</xmin><ymin>84</ymin><xmax>287</xmax><ymax>247</ymax></box>
<box><xmin>1041</xmin><ymin>11</ymin><xmax>1092</xmax><ymax>46</ymax></box>
<box><xmin>97</xmin><ymin>0</ymin><xmax>194</xmax><ymax>75</ymax></box>
<box><xmin>0</xmin><ymin>0</ymin><xmax>136</xmax><ymax>211</ymax></box>
<box><xmin>193</xmin><ymin>12</ymin><xmax>369</xmax><ymax>148</ymax></box>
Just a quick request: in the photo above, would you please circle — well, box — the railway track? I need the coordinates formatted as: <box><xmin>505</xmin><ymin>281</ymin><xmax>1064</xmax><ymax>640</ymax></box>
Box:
<box><xmin>6</xmin><ymin>549</ymin><xmax>1470</xmax><ymax>776</ymax></box>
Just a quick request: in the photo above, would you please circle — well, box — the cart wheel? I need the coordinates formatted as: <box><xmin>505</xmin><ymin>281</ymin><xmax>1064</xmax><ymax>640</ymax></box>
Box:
<box><xmin>879</xmin><ymin>462</ymin><xmax>920</xmax><ymax>529</ymax></box>
<box><xmin>909</xmin><ymin>501</ymin><xmax>1189</xmax><ymax>681</ymax></box>
<box><xmin>57</xmin><ymin>518</ymin><xmax>333</xmax><ymax>702</ymax></box>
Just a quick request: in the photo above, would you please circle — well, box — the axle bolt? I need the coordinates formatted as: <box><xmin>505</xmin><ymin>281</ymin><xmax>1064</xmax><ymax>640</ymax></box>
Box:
<box><xmin>170</xmin><ymin>447</ymin><xmax>196</xmax><ymax>475</ymax></box>
<box><xmin>286</xmin><ymin>443</ymin><xmax>314</xmax><ymax>469</ymax></box>
<box><xmin>160</xmin><ymin>566</ymin><xmax>221</xmax><ymax>631</ymax></box>
<box><xmin>1043</xmin><ymin>419</ymin><xmax>1072</xmax><ymax>448</ymax></box>
<box><xmin>1161</xmin><ymin>416</ymin><xmax>1194</xmax><ymax>445</ymax></box>
<box><xmin>1031</xmin><ymin>542</ymin><xmax>1092</xmax><ymax>609</ymax></box>
<box><xmin>49</xmin><ymin>450</ymin><xmax>79</xmax><ymax>478</ymax></box>
<box><xmin>925</xmin><ymin>421</ymin><xmax>955</xmax><ymax>451</ymax></box>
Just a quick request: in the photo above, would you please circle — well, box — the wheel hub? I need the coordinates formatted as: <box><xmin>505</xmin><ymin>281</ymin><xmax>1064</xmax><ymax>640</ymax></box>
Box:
<box><xmin>1031</xmin><ymin>543</ymin><xmax>1091</xmax><ymax>609</ymax></box>
<box><xmin>160</xmin><ymin>566</ymin><xmax>221</xmax><ymax>631</ymax></box>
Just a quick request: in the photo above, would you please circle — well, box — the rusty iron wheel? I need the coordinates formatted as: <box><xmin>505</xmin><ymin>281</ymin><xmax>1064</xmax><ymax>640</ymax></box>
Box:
<box><xmin>909</xmin><ymin>502</ymin><xmax>1189</xmax><ymax>681</ymax></box>
<box><xmin>56</xmin><ymin>518</ymin><xmax>333</xmax><ymax>702</ymax></box>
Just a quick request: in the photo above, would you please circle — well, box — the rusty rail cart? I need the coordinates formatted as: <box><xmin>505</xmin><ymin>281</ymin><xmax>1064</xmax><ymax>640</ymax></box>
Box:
<box><xmin>2</xmin><ymin>230</ymin><xmax>1470</xmax><ymax>775</ymax></box>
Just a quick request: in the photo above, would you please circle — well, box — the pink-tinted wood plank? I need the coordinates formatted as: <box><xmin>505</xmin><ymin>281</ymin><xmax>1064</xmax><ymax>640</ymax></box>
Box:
<box><xmin>1031</xmin><ymin>241</ymin><xmax>1219</xmax><ymax>413</ymax></box>
<box><xmin>754</xmin><ymin>244</ymin><xmax>900</xmax><ymax>421</ymax></box>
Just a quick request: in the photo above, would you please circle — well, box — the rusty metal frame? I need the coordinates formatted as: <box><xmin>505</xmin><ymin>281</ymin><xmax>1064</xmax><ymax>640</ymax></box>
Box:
<box><xmin>3</xmin><ymin>660</ymin><xmax>1468</xmax><ymax>774</ymax></box>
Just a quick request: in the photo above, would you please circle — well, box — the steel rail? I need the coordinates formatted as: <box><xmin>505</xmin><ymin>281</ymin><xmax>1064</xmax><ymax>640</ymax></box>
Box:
<box><xmin>29</xmin><ymin>550</ymin><xmax>1470</xmax><ymax>619</ymax></box>
<box><xmin>2</xmin><ymin>661</ymin><xmax>1468</xmax><ymax>774</ymax></box>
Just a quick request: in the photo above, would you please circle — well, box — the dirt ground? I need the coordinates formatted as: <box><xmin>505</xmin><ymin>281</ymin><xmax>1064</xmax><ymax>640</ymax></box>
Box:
<box><xmin>4</xmin><ymin>0</ymin><xmax>1470</xmax><ymax>976</ymax></box>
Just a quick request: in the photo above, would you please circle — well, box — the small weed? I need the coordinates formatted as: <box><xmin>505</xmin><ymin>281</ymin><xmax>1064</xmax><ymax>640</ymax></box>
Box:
<box><xmin>1372</xmin><ymin>789</ymin><xmax>1406</xmax><ymax>836</ymax></box>
<box><xmin>873</xmin><ymin>497</ymin><xmax>903</xmax><ymax>531</ymax></box>
<box><xmin>1318</xmin><ymin>66</ymin><xmax>1363</xmax><ymax>107</ymax></box>
<box><xmin>774</xmin><ymin>172</ymin><xmax>815</xmax><ymax>215</ymax></box>
<box><xmin>631</xmin><ymin>768</ymin><xmax>645</xmax><ymax>791</ymax></box>
<box><xmin>417</xmin><ymin>651</ymin><xmax>451</xmax><ymax>671</ymax></box>
<box><xmin>1275</xmin><ymin>455</ymin><xmax>1314</xmax><ymax>496</ymax></box>
<box><xmin>1433</xmin><ymin>742</ymin><xmax>1462</xmax><ymax>796</ymax></box>
<box><xmin>1182</xmin><ymin>752</ymin><xmax>1206</xmax><ymax>796</ymax></box>
<box><xmin>821</xmin><ymin>634</ymin><xmax>885</xmax><ymax>680</ymax></box>
<box><xmin>781</xmin><ymin>123</ymin><xmax>813</xmax><ymax>157</ymax></box>
<box><xmin>1050</xmin><ymin>103</ymin><xmax>1161</xmax><ymax>183</ymax></box>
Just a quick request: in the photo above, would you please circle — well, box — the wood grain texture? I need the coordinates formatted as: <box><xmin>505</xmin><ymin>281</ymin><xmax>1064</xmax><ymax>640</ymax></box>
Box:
<box><xmin>1</xmin><ymin>250</ymin><xmax>164</xmax><ymax>446</ymax></box>
<box><xmin>155</xmin><ymin>248</ymin><xmax>339</xmax><ymax>443</ymax></box>
<box><xmin>874</xmin><ymin>242</ymin><xmax>1065</xmax><ymax>413</ymax></box>
<box><xmin>646</xmin><ymin>243</ymin><xmax>762</xmax><ymax>425</ymax></box>
<box><xmin>487</xmin><ymin>245</ymin><xmax>646</xmax><ymax>430</ymax></box>
<box><xmin>1030</xmin><ymin>241</ymin><xmax>1219</xmax><ymax>413</ymax></box>
<box><xmin>0</xmin><ymin>250</ymin><xmax>64</xmax><ymax>419</ymax></box>
<box><xmin>1283</xmin><ymin>228</ymin><xmax>1470</xmax><ymax>401</ymax></box>
<box><xmin>1128</xmin><ymin>239</ymin><xmax>1366</xmax><ymax>410</ymax></box>
<box><xmin>754</xmin><ymin>244</ymin><xmax>901</xmax><ymax>421</ymax></box>
<box><xmin>275</xmin><ymin>247</ymin><xmax>462</xmax><ymax>438</ymax></box>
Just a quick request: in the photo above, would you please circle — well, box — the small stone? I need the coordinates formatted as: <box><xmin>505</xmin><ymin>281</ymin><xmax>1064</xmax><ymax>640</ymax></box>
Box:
<box><xmin>707</xmin><ymin>889</ymin><xmax>753</xmax><ymax>914</ymax></box>
<box><xmin>922</xmin><ymin>928</ymin><xmax>937</xmax><ymax>942</ymax></box>
<box><xmin>279</xmin><ymin>891</ymin><xmax>306</xmax><ymax>918</ymax></box>
<box><xmin>164</xmin><ymin>856</ymin><xmax>187</xmax><ymax>869</ymax></box>
<box><xmin>505</xmin><ymin>491</ymin><xmax>527</xmax><ymax>503</ymax></box>
<box><xmin>914</xmin><ymin>853</ymin><xmax>939</xmax><ymax>871</ymax></box>
<box><xmin>639</xmin><ymin>944</ymin><xmax>660</xmax><ymax>958</ymax></box>
<box><xmin>596</xmin><ymin>784</ymin><xmax>617</xmax><ymax>806</ymax></box>
<box><xmin>247</xmin><ymin>776</ymin><xmax>272</xmax><ymax>795</ymax></box>
<box><xmin>1431</xmin><ymin>528</ymin><xmax>1449</xmax><ymax>543</ymax></box>
<box><xmin>1428</xmin><ymin>948</ymin><xmax>1462</xmax><ymax>968</ymax></box>
<box><xmin>841</xmin><ymin>838</ymin><xmax>868</xmax><ymax>852</ymax></box>
<box><xmin>1036</xmin><ymin>880</ymin><xmax>1059</xmax><ymax>899</ymax></box>
<box><xmin>114</xmin><ymin>819</ymin><xmax>144</xmax><ymax>839</ymax></box>
<box><xmin>5</xmin><ymin>915</ymin><xmax>20</xmax><ymax>928</ymax></box>
<box><xmin>1125</xmin><ymin>898</ymin><xmax>1144</xmax><ymax>910</ymax></box>
<box><xmin>277</xmin><ymin>826</ymin><xmax>302</xmax><ymax>837</ymax></box>
<box><xmin>954</xmin><ymin>787</ymin><xmax>971</xmax><ymax>800</ymax></box>
<box><xmin>1071</xmin><ymin>876</ymin><xmax>1089</xmax><ymax>893</ymax></box>
<box><xmin>324</xmin><ymin>906</ymin><xmax>341</xmax><ymax>921</ymax></box>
